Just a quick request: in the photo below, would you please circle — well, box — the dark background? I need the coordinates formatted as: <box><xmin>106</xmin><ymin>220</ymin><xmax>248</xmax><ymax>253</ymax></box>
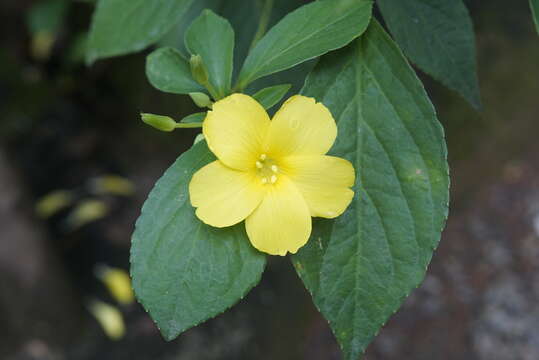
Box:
<box><xmin>1</xmin><ymin>0</ymin><xmax>538</xmax><ymax>359</ymax></box>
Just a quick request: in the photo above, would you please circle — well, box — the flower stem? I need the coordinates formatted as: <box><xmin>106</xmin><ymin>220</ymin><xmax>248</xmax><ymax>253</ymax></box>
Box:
<box><xmin>174</xmin><ymin>122</ymin><xmax>203</xmax><ymax>129</ymax></box>
<box><xmin>235</xmin><ymin>0</ymin><xmax>274</xmax><ymax>93</ymax></box>
<box><xmin>249</xmin><ymin>0</ymin><xmax>274</xmax><ymax>52</ymax></box>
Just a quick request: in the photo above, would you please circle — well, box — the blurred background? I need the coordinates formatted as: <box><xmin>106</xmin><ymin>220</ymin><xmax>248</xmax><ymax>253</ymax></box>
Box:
<box><xmin>1</xmin><ymin>0</ymin><xmax>538</xmax><ymax>359</ymax></box>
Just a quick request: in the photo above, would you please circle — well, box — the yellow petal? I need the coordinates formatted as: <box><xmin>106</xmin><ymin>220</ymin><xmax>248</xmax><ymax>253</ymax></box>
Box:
<box><xmin>190</xmin><ymin>160</ymin><xmax>264</xmax><ymax>227</ymax></box>
<box><xmin>203</xmin><ymin>94</ymin><xmax>270</xmax><ymax>171</ymax></box>
<box><xmin>265</xmin><ymin>95</ymin><xmax>337</xmax><ymax>158</ymax></box>
<box><xmin>280</xmin><ymin>155</ymin><xmax>355</xmax><ymax>218</ymax></box>
<box><xmin>245</xmin><ymin>176</ymin><xmax>311</xmax><ymax>256</ymax></box>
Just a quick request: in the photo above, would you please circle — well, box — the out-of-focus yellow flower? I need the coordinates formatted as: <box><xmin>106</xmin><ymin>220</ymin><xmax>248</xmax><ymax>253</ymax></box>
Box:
<box><xmin>87</xmin><ymin>299</ymin><xmax>125</xmax><ymax>340</ymax></box>
<box><xmin>89</xmin><ymin>175</ymin><xmax>135</xmax><ymax>196</ymax></box>
<box><xmin>95</xmin><ymin>264</ymin><xmax>135</xmax><ymax>305</ymax></box>
<box><xmin>189</xmin><ymin>94</ymin><xmax>355</xmax><ymax>256</ymax></box>
<box><xmin>35</xmin><ymin>190</ymin><xmax>74</xmax><ymax>218</ymax></box>
<box><xmin>65</xmin><ymin>199</ymin><xmax>108</xmax><ymax>230</ymax></box>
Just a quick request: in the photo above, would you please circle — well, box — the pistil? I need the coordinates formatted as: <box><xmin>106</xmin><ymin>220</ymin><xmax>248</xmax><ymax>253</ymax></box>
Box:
<box><xmin>256</xmin><ymin>154</ymin><xmax>279</xmax><ymax>185</ymax></box>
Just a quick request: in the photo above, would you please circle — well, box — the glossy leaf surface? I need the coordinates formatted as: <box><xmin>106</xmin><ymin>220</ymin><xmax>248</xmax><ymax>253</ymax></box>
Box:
<box><xmin>378</xmin><ymin>0</ymin><xmax>481</xmax><ymax>109</ymax></box>
<box><xmin>236</xmin><ymin>0</ymin><xmax>373</xmax><ymax>89</ymax></box>
<box><xmin>146</xmin><ymin>47</ymin><xmax>204</xmax><ymax>94</ymax></box>
<box><xmin>86</xmin><ymin>0</ymin><xmax>193</xmax><ymax>63</ymax></box>
<box><xmin>131</xmin><ymin>141</ymin><xmax>266</xmax><ymax>341</ymax></box>
<box><xmin>294</xmin><ymin>21</ymin><xmax>449</xmax><ymax>359</ymax></box>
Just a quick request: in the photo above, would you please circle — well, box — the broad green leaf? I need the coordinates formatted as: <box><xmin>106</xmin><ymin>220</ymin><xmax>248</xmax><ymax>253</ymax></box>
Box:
<box><xmin>185</xmin><ymin>10</ymin><xmax>234</xmax><ymax>98</ymax></box>
<box><xmin>236</xmin><ymin>0</ymin><xmax>373</xmax><ymax>89</ymax></box>
<box><xmin>531</xmin><ymin>0</ymin><xmax>539</xmax><ymax>34</ymax></box>
<box><xmin>293</xmin><ymin>20</ymin><xmax>449</xmax><ymax>359</ymax></box>
<box><xmin>131</xmin><ymin>141</ymin><xmax>266</xmax><ymax>341</ymax></box>
<box><xmin>86</xmin><ymin>0</ymin><xmax>193</xmax><ymax>64</ymax></box>
<box><xmin>146</xmin><ymin>47</ymin><xmax>204</xmax><ymax>95</ymax></box>
<box><xmin>252</xmin><ymin>84</ymin><xmax>291</xmax><ymax>109</ymax></box>
<box><xmin>378</xmin><ymin>0</ymin><xmax>481</xmax><ymax>110</ymax></box>
<box><xmin>181</xmin><ymin>112</ymin><xmax>206</xmax><ymax>123</ymax></box>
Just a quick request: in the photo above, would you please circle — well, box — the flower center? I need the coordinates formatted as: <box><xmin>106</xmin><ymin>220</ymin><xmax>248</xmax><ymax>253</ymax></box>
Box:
<box><xmin>255</xmin><ymin>153</ymin><xmax>279</xmax><ymax>185</ymax></box>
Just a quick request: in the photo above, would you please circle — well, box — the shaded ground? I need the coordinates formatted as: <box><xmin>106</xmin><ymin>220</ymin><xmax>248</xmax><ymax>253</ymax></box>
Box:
<box><xmin>1</xmin><ymin>0</ymin><xmax>538</xmax><ymax>359</ymax></box>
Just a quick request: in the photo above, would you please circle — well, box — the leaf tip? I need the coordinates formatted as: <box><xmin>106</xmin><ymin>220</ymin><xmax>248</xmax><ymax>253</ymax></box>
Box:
<box><xmin>160</xmin><ymin>327</ymin><xmax>181</xmax><ymax>342</ymax></box>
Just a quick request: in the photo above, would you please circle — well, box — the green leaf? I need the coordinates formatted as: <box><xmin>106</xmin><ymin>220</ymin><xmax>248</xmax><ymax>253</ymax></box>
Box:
<box><xmin>236</xmin><ymin>0</ymin><xmax>373</xmax><ymax>89</ymax></box>
<box><xmin>86</xmin><ymin>0</ymin><xmax>194</xmax><ymax>64</ymax></box>
<box><xmin>131</xmin><ymin>141</ymin><xmax>266</xmax><ymax>341</ymax></box>
<box><xmin>377</xmin><ymin>0</ymin><xmax>481</xmax><ymax>110</ymax></box>
<box><xmin>252</xmin><ymin>84</ymin><xmax>291</xmax><ymax>109</ymax></box>
<box><xmin>531</xmin><ymin>0</ymin><xmax>539</xmax><ymax>34</ymax></box>
<box><xmin>189</xmin><ymin>92</ymin><xmax>212</xmax><ymax>108</ymax></box>
<box><xmin>293</xmin><ymin>20</ymin><xmax>449</xmax><ymax>359</ymax></box>
<box><xmin>158</xmin><ymin>0</ymin><xmax>309</xmax><ymax>95</ymax></box>
<box><xmin>181</xmin><ymin>112</ymin><xmax>206</xmax><ymax>123</ymax></box>
<box><xmin>185</xmin><ymin>10</ymin><xmax>234</xmax><ymax>98</ymax></box>
<box><xmin>146</xmin><ymin>47</ymin><xmax>204</xmax><ymax>95</ymax></box>
<box><xmin>159</xmin><ymin>0</ymin><xmax>304</xmax><ymax>76</ymax></box>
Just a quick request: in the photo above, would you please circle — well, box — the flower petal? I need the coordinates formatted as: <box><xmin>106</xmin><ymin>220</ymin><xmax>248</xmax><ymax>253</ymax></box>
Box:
<box><xmin>203</xmin><ymin>94</ymin><xmax>270</xmax><ymax>171</ymax></box>
<box><xmin>265</xmin><ymin>95</ymin><xmax>337</xmax><ymax>157</ymax></box>
<box><xmin>189</xmin><ymin>160</ymin><xmax>263</xmax><ymax>227</ymax></box>
<box><xmin>280</xmin><ymin>155</ymin><xmax>355</xmax><ymax>218</ymax></box>
<box><xmin>245</xmin><ymin>176</ymin><xmax>311</xmax><ymax>256</ymax></box>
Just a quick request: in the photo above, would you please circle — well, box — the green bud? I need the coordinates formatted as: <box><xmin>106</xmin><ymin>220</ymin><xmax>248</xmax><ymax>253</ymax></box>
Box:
<box><xmin>189</xmin><ymin>92</ymin><xmax>212</xmax><ymax>108</ymax></box>
<box><xmin>140</xmin><ymin>113</ymin><xmax>177</xmax><ymax>132</ymax></box>
<box><xmin>189</xmin><ymin>54</ymin><xmax>209</xmax><ymax>85</ymax></box>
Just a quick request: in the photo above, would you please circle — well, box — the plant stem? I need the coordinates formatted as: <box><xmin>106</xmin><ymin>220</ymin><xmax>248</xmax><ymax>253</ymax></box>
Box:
<box><xmin>249</xmin><ymin>0</ymin><xmax>274</xmax><ymax>53</ymax></box>
<box><xmin>234</xmin><ymin>0</ymin><xmax>274</xmax><ymax>93</ymax></box>
<box><xmin>175</xmin><ymin>122</ymin><xmax>203</xmax><ymax>129</ymax></box>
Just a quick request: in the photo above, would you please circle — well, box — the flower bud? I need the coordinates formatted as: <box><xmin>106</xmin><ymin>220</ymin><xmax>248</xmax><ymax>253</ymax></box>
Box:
<box><xmin>189</xmin><ymin>92</ymin><xmax>212</xmax><ymax>108</ymax></box>
<box><xmin>141</xmin><ymin>113</ymin><xmax>177</xmax><ymax>132</ymax></box>
<box><xmin>189</xmin><ymin>54</ymin><xmax>210</xmax><ymax>85</ymax></box>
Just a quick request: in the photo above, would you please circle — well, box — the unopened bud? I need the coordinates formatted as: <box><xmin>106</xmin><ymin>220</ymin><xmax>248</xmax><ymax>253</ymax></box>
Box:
<box><xmin>189</xmin><ymin>92</ymin><xmax>212</xmax><ymax>108</ymax></box>
<box><xmin>141</xmin><ymin>113</ymin><xmax>177</xmax><ymax>132</ymax></box>
<box><xmin>189</xmin><ymin>54</ymin><xmax>209</xmax><ymax>85</ymax></box>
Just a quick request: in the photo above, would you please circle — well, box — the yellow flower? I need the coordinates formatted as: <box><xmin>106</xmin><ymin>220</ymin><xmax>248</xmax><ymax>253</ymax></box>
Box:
<box><xmin>189</xmin><ymin>94</ymin><xmax>355</xmax><ymax>256</ymax></box>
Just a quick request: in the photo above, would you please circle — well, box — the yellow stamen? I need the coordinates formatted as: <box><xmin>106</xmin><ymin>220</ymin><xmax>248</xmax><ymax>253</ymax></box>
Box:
<box><xmin>256</xmin><ymin>161</ymin><xmax>263</xmax><ymax>169</ymax></box>
<box><xmin>270</xmin><ymin>175</ymin><xmax>277</xmax><ymax>184</ymax></box>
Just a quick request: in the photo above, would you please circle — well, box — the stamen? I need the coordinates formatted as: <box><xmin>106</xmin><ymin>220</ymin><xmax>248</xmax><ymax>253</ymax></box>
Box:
<box><xmin>261</xmin><ymin>177</ymin><xmax>268</xmax><ymax>184</ymax></box>
<box><xmin>256</xmin><ymin>161</ymin><xmax>263</xmax><ymax>169</ymax></box>
<box><xmin>270</xmin><ymin>175</ymin><xmax>277</xmax><ymax>184</ymax></box>
<box><xmin>259</xmin><ymin>154</ymin><xmax>267</xmax><ymax>161</ymax></box>
<box><xmin>271</xmin><ymin>165</ymin><xmax>278</xmax><ymax>173</ymax></box>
